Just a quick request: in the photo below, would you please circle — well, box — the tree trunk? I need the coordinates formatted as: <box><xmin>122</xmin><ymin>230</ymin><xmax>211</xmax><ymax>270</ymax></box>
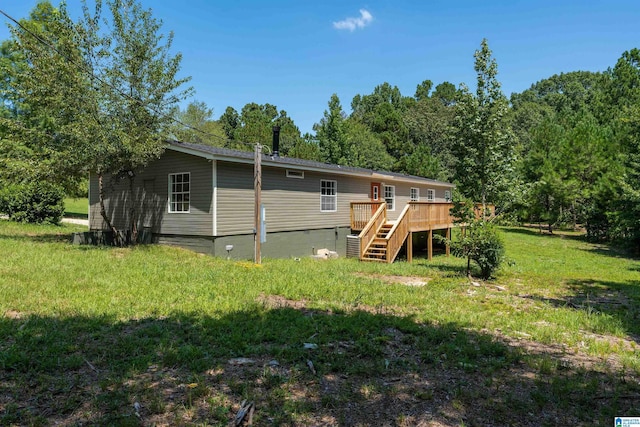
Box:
<box><xmin>482</xmin><ymin>192</ymin><xmax>487</xmax><ymax>222</ymax></box>
<box><xmin>98</xmin><ymin>173</ymin><xmax>123</xmax><ymax>247</ymax></box>
<box><xmin>128</xmin><ymin>174</ymin><xmax>138</xmax><ymax>245</ymax></box>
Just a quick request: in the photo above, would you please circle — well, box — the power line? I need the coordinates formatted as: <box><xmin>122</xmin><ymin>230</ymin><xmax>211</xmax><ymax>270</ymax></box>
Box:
<box><xmin>0</xmin><ymin>8</ymin><xmax>262</xmax><ymax>150</ymax></box>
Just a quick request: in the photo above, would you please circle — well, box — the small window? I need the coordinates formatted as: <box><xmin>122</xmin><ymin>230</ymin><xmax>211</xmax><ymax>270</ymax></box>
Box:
<box><xmin>373</xmin><ymin>186</ymin><xmax>379</xmax><ymax>201</ymax></box>
<box><xmin>168</xmin><ymin>172</ymin><xmax>190</xmax><ymax>213</ymax></box>
<box><xmin>320</xmin><ymin>180</ymin><xmax>337</xmax><ymax>212</ymax></box>
<box><xmin>286</xmin><ymin>170</ymin><xmax>304</xmax><ymax>179</ymax></box>
<box><xmin>426</xmin><ymin>189</ymin><xmax>435</xmax><ymax>202</ymax></box>
<box><xmin>444</xmin><ymin>190</ymin><xmax>452</xmax><ymax>202</ymax></box>
<box><xmin>384</xmin><ymin>185</ymin><xmax>395</xmax><ymax>211</ymax></box>
<box><xmin>410</xmin><ymin>187</ymin><xmax>420</xmax><ymax>202</ymax></box>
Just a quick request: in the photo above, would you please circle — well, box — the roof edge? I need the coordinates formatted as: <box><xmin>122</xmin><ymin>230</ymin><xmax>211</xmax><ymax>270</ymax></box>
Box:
<box><xmin>165</xmin><ymin>141</ymin><xmax>455</xmax><ymax>188</ymax></box>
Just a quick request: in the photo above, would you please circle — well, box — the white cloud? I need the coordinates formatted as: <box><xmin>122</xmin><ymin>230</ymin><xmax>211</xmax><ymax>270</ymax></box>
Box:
<box><xmin>333</xmin><ymin>9</ymin><xmax>373</xmax><ymax>32</ymax></box>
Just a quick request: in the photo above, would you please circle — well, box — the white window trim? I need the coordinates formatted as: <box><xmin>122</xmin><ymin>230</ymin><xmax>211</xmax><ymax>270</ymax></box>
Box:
<box><xmin>320</xmin><ymin>179</ymin><xmax>337</xmax><ymax>212</ymax></box>
<box><xmin>426</xmin><ymin>188</ymin><xmax>435</xmax><ymax>202</ymax></box>
<box><xmin>373</xmin><ymin>185</ymin><xmax>379</xmax><ymax>201</ymax></box>
<box><xmin>384</xmin><ymin>185</ymin><xmax>395</xmax><ymax>211</ymax></box>
<box><xmin>168</xmin><ymin>172</ymin><xmax>191</xmax><ymax>213</ymax></box>
<box><xmin>286</xmin><ymin>169</ymin><xmax>304</xmax><ymax>179</ymax></box>
<box><xmin>444</xmin><ymin>190</ymin><xmax>452</xmax><ymax>202</ymax></box>
<box><xmin>410</xmin><ymin>187</ymin><xmax>420</xmax><ymax>202</ymax></box>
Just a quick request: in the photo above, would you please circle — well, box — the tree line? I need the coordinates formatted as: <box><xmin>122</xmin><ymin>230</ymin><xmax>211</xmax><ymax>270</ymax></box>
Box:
<box><xmin>1</xmin><ymin>1</ymin><xmax>639</xmax><ymax>250</ymax></box>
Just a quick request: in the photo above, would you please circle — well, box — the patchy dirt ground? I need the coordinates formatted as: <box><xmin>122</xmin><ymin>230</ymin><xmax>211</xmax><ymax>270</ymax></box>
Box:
<box><xmin>353</xmin><ymin>273</ymin><xmax>431</xmax><ymax>287</ymax></box>
<box><xmin>2</xmin><ymin>293</ymin><xmax>640</xmax><ymax>426</ymax></box>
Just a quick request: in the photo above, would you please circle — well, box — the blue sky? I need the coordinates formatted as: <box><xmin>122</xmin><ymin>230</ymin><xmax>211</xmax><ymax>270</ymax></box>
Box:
<box><xmin>1</xmin><ymin>1</ymin><xmax>638</xmax><ymax>134</ymax></box>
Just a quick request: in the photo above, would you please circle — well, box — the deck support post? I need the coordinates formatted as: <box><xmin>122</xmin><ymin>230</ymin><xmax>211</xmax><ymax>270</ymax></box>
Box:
<box><xmin>446</xmin><ymin>227</ymin><xmax>451</xmax><ymax>257</ymax></box>
<box><xmin>427</xmin><ymin>229</ymin><xmax>433</xmax><ymax>261</ymax></box>
<box><xmin>407</xmin><ymin>232</ymin><xmax>413</xmax><ymax>263</ymax></box>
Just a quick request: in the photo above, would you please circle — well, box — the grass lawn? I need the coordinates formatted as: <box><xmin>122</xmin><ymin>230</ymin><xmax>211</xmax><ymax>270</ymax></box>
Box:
<box><xmin>63</xmin><ymin>197</ymin><xmax>89</xmax><ymax>219</ymax></box>
<box><xmin>1</xmin><ymin>220</ymin><xmax>639</xmax><ymax>426</ymax></box>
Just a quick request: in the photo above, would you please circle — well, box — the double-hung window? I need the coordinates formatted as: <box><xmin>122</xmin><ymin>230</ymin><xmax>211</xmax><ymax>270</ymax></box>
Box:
<box><xmin>384</xmin><ymin>185</ymin><xmax>395</xmax><ymax>211</ymax></box>
<box><xmin>320</xmin><ymin>180</ymin><xmax>337</xmax><ymax>212</ymax></box>
<box><xmin>168</xmin><ymin>172</ymin><xmax>190</xmax><ymax>213</ymax></box>
<box><xmin>426</xmin><ymin>189</ymin><xmax>435</xmax><ymax>202</ymax></box>
<box><xmin>410</xmin><ymin>187</ymin><xmax>420</xmax><ymax>202</ymax></box>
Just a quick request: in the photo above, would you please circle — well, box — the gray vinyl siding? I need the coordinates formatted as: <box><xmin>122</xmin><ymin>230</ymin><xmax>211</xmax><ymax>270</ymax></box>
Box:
<box><xmin>88</xmin><ymin>146</ymin><xmax>454</xmax><ymax>247</ymax></box>
<box><xmin>216</xmin><ymin>161</ymin><xmax>455</xmax><ymax>234</ymax></box>
<box><xmin>216</xmin><ymin>161</ymin><xmax>371</xmax><ymax>235</ymax></box>
<box><xmin>89</xmin><ymin>150</ymin><xmax>213</xmax><ymax>236</ymax></box>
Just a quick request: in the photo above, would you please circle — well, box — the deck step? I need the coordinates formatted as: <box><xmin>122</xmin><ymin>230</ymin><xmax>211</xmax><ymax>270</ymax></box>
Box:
<box><xmin>361</xmin><ymin>221</ymin><xmax>395</xmax><ymax>262</ymax></box>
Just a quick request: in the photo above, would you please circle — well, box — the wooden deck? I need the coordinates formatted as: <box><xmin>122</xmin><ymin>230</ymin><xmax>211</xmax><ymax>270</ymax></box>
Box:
<box><xmin>350</xmin><ymin>201</ymin><xmax>494</xmax><ymax>263</ymax></box>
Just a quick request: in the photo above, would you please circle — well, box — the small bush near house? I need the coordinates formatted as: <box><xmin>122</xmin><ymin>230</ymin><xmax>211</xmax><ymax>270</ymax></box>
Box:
<box><xmin>437</xmin><ymin>217</ymin><xmax>505</xmax><ymax>279</ymax></box>
<box><xmin>457</xmin><ymin>221</ymin><xmax>505</xmax><ymax>279</ymax></box>
<box><xmin>0</xmin><ymin>182</ymin><xmax>65</xmax><ymax>224</ymax></box>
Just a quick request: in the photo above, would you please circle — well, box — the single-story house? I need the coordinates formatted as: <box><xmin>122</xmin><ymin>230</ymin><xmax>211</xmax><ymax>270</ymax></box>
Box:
<box><xmin>88</xmin><ymin>140</ymin><xmax>456</xmax><ymax>261</ymax></box>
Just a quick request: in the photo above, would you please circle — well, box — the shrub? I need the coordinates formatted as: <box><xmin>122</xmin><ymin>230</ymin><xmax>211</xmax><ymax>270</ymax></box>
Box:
<box><xmin>0</xmin><ymin>182</ymin><xmax>65</xmax><ymax>224</ymax></box>
<box><xmin>449</xmin><ymin>221</ymin><xmax>506</xmax><ymax>279</ymax></box>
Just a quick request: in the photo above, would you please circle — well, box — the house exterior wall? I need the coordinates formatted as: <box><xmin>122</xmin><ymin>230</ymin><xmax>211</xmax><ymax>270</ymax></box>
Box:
<box><xmin>216</xmin><ymin>161</ymin><xmax>453</xmax><ymax>233</ymax></box>
<box><xmin>89</xmin><ymin>150</ymin><xmax>213</xmax><ymax>236</ymax></box>
<box><xmin>216</xmin><ymin>161</ymin><xmax>371</xmax><ymax>235</ymax></box>
<box><xmin>88</xmin><ymin>146</ymin><xmax>454</xmax><ymax>259</ymax></box>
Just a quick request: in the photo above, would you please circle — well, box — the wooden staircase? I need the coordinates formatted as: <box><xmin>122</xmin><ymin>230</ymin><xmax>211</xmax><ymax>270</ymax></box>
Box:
<box><xmin>356</xmin><ymin>202</ymin><xmax>410</xmax><ymax>263</ymax></box>
<box><xmin>362</xmin><ymin>222</ymin><xmax>393</xmax><ymax>261</ymax></box>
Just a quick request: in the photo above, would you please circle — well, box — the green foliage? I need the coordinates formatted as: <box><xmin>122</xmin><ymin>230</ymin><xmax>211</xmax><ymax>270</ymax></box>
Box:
<box><xmin>1</xmin><ymin>0</ymin><xmax>192</xmax><ymax>241</ymax></box>
<box><xmin>451</xmin><ymin>39</ymin><xmax>516</xmax><ymax>207</ymax></box>
<box><xmin>342</xmin><ymin>120</ymin><xmax>394</xmax><ymax>170</ymax></box>
<box><xmin>0</xmin><ymin>181</ymin><xmax>64</xmax><ymax>224</ymax></box>
<box><xmin>218</xmin><ymin>103</ymin><xmax>304</xmax><ymax>156</ymax></box>
<box><xmin>452</xmin><ymin>221</ymin><xmax>505</xmax><ymax>279</ymax></box>
<box><xmin>314</xmin><ymin>94</ymin><xmax>347</xmax><ymax>164</ymax></box>
<box><xmin>287</xmin><ymin>133</ymin><xmax>322</xmax><ymax>161</ymax></box>
<box><xmin>170</xmin><ymin>100</ymin><xmax>227</xmax><ymax>146</ymax></box>
<box><xmin>442</xmin><ymin>195</ymin><xmax>505</xmax><ymax>279</ymax></box>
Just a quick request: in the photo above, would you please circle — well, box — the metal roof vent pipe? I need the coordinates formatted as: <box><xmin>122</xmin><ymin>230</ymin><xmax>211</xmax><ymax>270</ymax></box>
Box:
<box><xmin>272</xmin><ymin>125</ymin><xmax>280</xmax><ymax>157</ymax></box>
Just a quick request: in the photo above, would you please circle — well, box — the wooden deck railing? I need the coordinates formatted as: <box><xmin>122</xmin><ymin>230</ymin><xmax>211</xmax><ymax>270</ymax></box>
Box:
<box><xmin>351</xmin><ymin>201</ymin><xmax>497</xmax><ymax>263</ymax></box>
<box><xmin>357</xmin><ymin>202</ymin><xmax>386</xmax><ymax>259</ymax></box>
<box><xmin>408</xmin><ymin>202</ymin><xmax>455</xmax><ymax>231</ymax></box>
<box><xmin>474</xmin><ymin>204</ymin><xmax>496</xmax><ymax>220</ymax></box>
<box><xmin>351</xmin><ymin>202</ymin><xmax>382</xmax><ymax>230</ymax></box>
<box><xmin>352</xmin><ymin>202</ymin><xmax>497</xmax><ymax>231</ymax></box>
<box><xmin>384</xmin><ymin>204</ymin><xmax>411</xmax><ymax>263</ymax></box>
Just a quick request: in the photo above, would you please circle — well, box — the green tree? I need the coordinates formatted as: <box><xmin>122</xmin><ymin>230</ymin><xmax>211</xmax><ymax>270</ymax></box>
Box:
<box><xmin>403</xmin><ymin>88</ymin><xmax>456</xmax><ymax>179</ymax></box>
<box><xmin>343</xmin><ymin>119</ymin><xmax>394</xmax><ymax>170</ymax></box>
<box><xmin>170</xmin><ymin>100</ymin><xmax>227</xmax><ymax>146</ymax></box>
<box><xmin>438</xmin><ymin>194</ymin><xmax>505</xmax><ymax>279</ymax></box>
<box><xmin>414</xmin><ymin>79</ymin><xmax>433</xmax><ymax>102</ymax></box>
<box><xmin>219</xmin><ymin>106</ymin><xmax>240</xmax><ymax>141</ymax></box>
<box><xmin>604</xmin><ymin>49</ymin><xmax>640</xmax><ymax>248</ymax></box>
<box><xmin>432</xmin><ymin>82</ymin><xmax>459</xmax><ymax>106</ymax></box>
<box><xmin>0</xmin><ymin>1</ymin><xmax>87</xmax><ymax>194</ymax></box>
<box><xmin>219</xmin><ymin>103</ymin><xmax>302</xmax><ymax>155</ymax></box>
<box><xmin>452</xmin><ymin>39</ymin><xmax>515</xmax><ymax>213</ymax></box>
<box><xmin>288</xmin><ymin>132</ymin><xmax>321</xmax><ymax>161</ymax></box>
<box><xmin>350</xmin><ymin>82</ymin><xmax>410</xmax><ymax>162</ymax></box>
<box><xmin>3</xmin><ymin>0</ymin><xmax>192</xmax><ymax>240</ymax></box>
<box><xmin>314</xmin><ymin>94</ymin><xmax>347</xmax><ymax>164</ymax></box>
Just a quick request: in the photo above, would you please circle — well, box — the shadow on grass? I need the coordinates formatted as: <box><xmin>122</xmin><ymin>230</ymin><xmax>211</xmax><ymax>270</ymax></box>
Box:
<box><xmin>500</xmin><ymin>226</ymin><xmax>586</xmax><ymax>243</ymax></box>
<box><xmin>520</xmin><ymin>278</ymin><xmax>640</xmax><ymax>345</ymax></box>
<box><xmin>1</xmin><ymin>306</ymin><xmax>638</xmax><ymax>426</ymax></box>
<box><xmin>64</xmin><ymin>212</ymin><xmax>89</xmax><ymax>220</ymax></box>
<box><xmin>0</xmin><ymin>230</ymin><xmax>73</xmax><ymax>244</ymax></box>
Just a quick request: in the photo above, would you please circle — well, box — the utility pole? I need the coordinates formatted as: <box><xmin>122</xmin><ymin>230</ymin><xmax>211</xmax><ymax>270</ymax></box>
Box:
<box><xmin>254</xmin><ymin>143</ymin><xmax>262</xmax><ymax>264</ymax></box>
